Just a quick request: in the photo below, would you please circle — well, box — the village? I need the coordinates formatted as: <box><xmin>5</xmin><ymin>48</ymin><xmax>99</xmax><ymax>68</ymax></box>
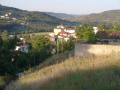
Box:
<box><xmin>1</xmin><ymin>2</ymin><xmax>120</xmax><ymax>90</ymax></box>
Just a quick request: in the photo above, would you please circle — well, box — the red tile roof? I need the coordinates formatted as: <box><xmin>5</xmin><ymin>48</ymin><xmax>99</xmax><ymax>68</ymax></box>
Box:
<box><xmin>20</xmin><ymin>44</ymin><xmax>29</xmax><ymax>46</ymax></box>
<box><xmin>71</xmin><ymin>32</ymin><xmax>76</xmax><ymax>34</ymax></box>
<box><xmin>59</xmin><ymin>35</ymin><xmax>68</xmax><ymax>38</ymax></box>
<box><xmin>59</xmin><ymin>31</ymin><xmax>68</xmax><ymax>34</ymax></box>
<box><xmin>16</xmin><ymin>42</ymin><xmax>29</xmax><ymax>46</ymax></box>
<box><xmin>17</xmin><ymin>42</ymin><xmax>23</xmax><ymax>44</ymax></box>
<box><xmin>47</xmin><ymin>37</ymin><xmax>52</xmax><ymax>40</ymax></box>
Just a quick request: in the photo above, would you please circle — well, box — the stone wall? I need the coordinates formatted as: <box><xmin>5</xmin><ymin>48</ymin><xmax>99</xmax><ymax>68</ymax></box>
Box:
<box><xmin>75</xmin><ymin>42</ymin><xmax>120</xmax><ymax>57</ymax></box>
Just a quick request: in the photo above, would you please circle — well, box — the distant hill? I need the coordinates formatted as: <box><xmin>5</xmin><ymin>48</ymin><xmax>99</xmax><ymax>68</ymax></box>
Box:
<box><xmin>64</xmin><ymin>10</ymin><xmax>120</xmax><ymax>24</ymax></box>
<box><xmin>0</xmin><ymin>5</ymin><xmax>73</xmax><ymax>33</ymax></box>
<box><xmin>46</xmin><ymin>12</ymin><xmax>83</xmax><ymax>19</ymax></box>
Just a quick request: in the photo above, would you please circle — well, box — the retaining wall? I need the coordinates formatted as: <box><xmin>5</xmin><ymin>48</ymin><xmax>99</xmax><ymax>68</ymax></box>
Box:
<box><xmin>75</xmin><ymin>41</ymin><xmax>120</xmax><ymax>57</ymax></box>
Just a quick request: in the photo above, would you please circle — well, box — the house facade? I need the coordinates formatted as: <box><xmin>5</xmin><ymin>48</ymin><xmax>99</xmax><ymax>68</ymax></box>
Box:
<box><xmin>54</xmin><ymin>24</ymin><xmax>76</xmax><ymax>35</ymax></box>
<box><xmin>66</xmin><ymin>28</ymin><xmax>75</xmax><ymax>34</ymax></box>
<box><xmin>1</xmin><ymin>16</ymin><xmax>5</xmax><ymax>18</ymax></box>
<box><xmin>15</xmin><ymin>41</ymin><xmax>29</xmax><ymax>53</ymax></box>
<box><xmin>47</xmin><ymin>37</ymin><xmax>55</xmax><ymax>42</ymax></box>
<box><xmin>58</xmin><ymin>31</ymin><xmax>69</xmax><ymax>41</ymax></box>
<box><xmin>53</xmin><ymin>24</ymin><xmax>77</xmax><ymax>41</ymax></box>
<box><xmin>93</xmin><ymin>27</ymin><xmax>98</xmax><ymax>34</ymax></box>
<box><xmin>54</xmin><ymin>24</ymin><xmax>67</xmax><ymax>35</ymax></box>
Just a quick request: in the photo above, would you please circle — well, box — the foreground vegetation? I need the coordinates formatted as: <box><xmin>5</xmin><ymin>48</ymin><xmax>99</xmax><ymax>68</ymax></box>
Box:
<box><xmin>9</xmin><ymin>50</ymin><xmax>120</xmax><ymax>90</ymax></box>
<box><xmin>0</xmin><ymin>74</ymin><xmax>16</xmax><ymax>90</ymax></box>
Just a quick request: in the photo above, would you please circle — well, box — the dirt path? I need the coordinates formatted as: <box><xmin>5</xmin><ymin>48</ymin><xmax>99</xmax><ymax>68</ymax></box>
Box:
<box><xmin>4</xmin><ymin>72</ymin><xmax>24</xmax><ymax>90</ymax></box>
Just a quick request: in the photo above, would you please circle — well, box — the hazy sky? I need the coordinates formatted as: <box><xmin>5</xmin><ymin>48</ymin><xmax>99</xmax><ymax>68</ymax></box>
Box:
<box><xmin>0</xmin><ymin>0</ymin><xmax>120</xmax><ymax>15</ymax></box>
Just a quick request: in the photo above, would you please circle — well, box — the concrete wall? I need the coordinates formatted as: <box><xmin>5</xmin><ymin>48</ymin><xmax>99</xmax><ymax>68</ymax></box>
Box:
<box><xmin>75</xmin><ymin>41</ymin><xmax>120</xmax><ymax>57</ymax></box>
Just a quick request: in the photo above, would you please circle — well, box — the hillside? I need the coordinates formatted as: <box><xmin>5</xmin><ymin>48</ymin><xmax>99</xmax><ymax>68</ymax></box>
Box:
<box><xmin>46</xmin><ymin>12</ymin><xmax>83</xmax><ymax>19</ymax></box>
<box><xmin>8</xmin><ymin>50</ymin><xmax>120</xmax><ymax>90</ymax></box>
<box><xmin>0</xmin><ymin>5</ymin><xmax>73</xmax><ymax>33</ymax></box>
<box><xmin>65</xmin><ymin>10</ymin><xmax>120</xmax><ymax>24</ymax></box>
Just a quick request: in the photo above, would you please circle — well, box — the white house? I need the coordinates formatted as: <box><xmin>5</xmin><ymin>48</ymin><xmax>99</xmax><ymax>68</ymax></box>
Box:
<box><xmin>6</xmin><ymin>17</ymin><xmax>9</xmax><ymax>19</ymax></box>
<box><xmin>1</xmin><ymin>16</ymin><xmax>5</xmax><ymax>18</ymax></box>
<box><xmin>47</xmin><ymin>37</ymin><xmax>55</xmax><ymax>42</ymax></box>
<box><xmin>93</xmin><ymin>27</ymin><xmax>98</xmax><ymax>34</ymax></box>
<box><xmin>59</xmin><ymin>31</ymin><xmax>68</xmax><ymax>36</ymax></box>
<box><xmin>57</xmin><ymin>24</ymin><xmax>67</xmax><ymax>29</ymax></box>
<box><xmin>66</xmin><ymin>28</ymin><xmax>75</xmax><ymax>34</ymax></box>
<box><xmin>9</xmin><ymin>35</ymin><xmax>15</xmax><ymax>38</ymax></box>
<box><xmin>49</xmin><ymin>32</ymin><xmax>54</xmax><ymax>37</ymax></box>
<box><xmin>15</xmin><ymin>41</ymin><xmax>29</xmax><ymax>53</ymax></box>
<box><xmin>20</xmin><ymin>38</ymin><xmax>24</xmax><ymax>41</ymax></box>
<box><xmin>58</xmin><ymin>35</ymin><xmax>69</xmax><ymax>41</ymax></box>
<box><xmin>58</xmin><ymin>31</ymin><xmax>69</xmax><ymax>41</ymax></box>
<box><xmin>5</xmin><ymin>14</ymin><xmax>8</xmax><ymax>17</ymax></box>
<box><xmin>13</xmin><ymin>18</ymin><xmax>17</xmax><ymax>20</ymax></box>
<box><xmin>9</xmin><ymin>13</ymin><xmax>11</xmax><ymax>15</ymax></box>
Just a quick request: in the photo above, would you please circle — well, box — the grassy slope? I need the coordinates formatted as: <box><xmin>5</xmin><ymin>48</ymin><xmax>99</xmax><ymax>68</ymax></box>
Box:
<box><xmin>0</xmin><ymin>76</ymin><xmax>6</xmax><ymax>90</ymax></box>
<box><xmin>9</xmin><ymin>50</ymin><xmax>120</xmax><ymax>90</ymax></box>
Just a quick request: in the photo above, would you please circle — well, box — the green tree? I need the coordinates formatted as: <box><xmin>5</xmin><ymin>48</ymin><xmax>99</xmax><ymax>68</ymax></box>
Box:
<box><xmin>76</xmin><ymin>23</ymin><xmax>101</xmax><ymax>44</ymax></box>
<box><xmin>32</xmin><ymin>35</ymin><xmax>51</xmax><ymax>49</ymax></box>
<box><xmin>76</xmin><ymin>23</ymin><xmax>89</xmax><ymax>39</ymax></box>
<box><xmin>0</xmin><ymin>36</ymin><xmax>3</xmax><ymax>47</ymax></box>
<box><xmin>83</xmin><ymin>26</ymin><xmax>101</xmax><ymax>43</ymax></box>
<box><xmin>1</xmin><ymin>30</ymin><xmax>8</xmax><ymax>40</ymax></box>
<box><xmin>97</xmin><ymin>24</ymin><xmax>106</xmax><ymax>30</ymax></box>
<box><xmin>0</xmin><ymin>37</ymin><xmax>19</xmax><ymax>75</ymax></box>
<box><xmin>21</xmin><ymin>31</ymin><xmax>25</xmax><ymax>34</ymax></box>
<box><xmin>109</xmin><ymin>22</ymin><xmax>120</xmax><ymax>31</ymax></box>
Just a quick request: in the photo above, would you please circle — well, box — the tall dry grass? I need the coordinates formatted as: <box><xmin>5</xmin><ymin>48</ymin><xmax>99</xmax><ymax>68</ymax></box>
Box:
<box><xmin>9</xmin><ymin>50</ymin><xmax>120</xmax><ymax>90</ymax></box>
<box><xmin>0</xmin><ymin>76</ymin><xmax>6</xmax><ymax>90</ymax></box>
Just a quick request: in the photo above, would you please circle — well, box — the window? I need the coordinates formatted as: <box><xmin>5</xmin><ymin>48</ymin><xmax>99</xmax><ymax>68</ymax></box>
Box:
<box><xmin>22</xmin><ymin>47</ymin><xmax>24</xmax><ymax>51</ymax></box>
<box><xmin>26</xmin><ymin>47</ymin><xmax>28</xmax><ymax>50</ymax></box>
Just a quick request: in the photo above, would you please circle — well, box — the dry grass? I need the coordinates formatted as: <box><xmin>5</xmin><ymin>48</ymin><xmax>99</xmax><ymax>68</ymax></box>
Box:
<box><xmin>0</xmin><ymin>76</ymin><xmax>6</xmax><ymax>90</ymax></box>
<box><xmin>30</xmin><ymin>32</ymin><xmax>53</xmax><ymax>36</ymax></box>
<box><xmin>9</xmin><ymin>50</ymin><xmax>120</xmax><ymax>90</ymax></box>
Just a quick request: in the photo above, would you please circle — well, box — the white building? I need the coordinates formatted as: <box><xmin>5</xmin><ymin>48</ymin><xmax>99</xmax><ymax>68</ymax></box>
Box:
<box><xmin>1</xmin><ymin>16</ymin><xmax>5</xmax><ymax>18</ymax></box>
<box><xmin>15</xmin><ymin>41</ymin><xmax>29</xmax><ymax>53</ymax></box>
<box><xmin>49</xmin><ymin>33</ymin><xmax>54</xmax><ymax>37</ymax></box>
<box><xmin>93</xmin><ymin>27</ymin><xmax>98</xmax><ymax>34</ymax></box>
<box><xmin>58</xmin><ymin>31</ymin><xmax>69</xmax><ymax>41</ymax></box>
<box><xmin>13</xmin><ymin>18</ymin><xmax>17</xmax><ymax>20</ymax></box>
<box><xmin>9</xmin><ymin>13</ymin><xmax>11</xmax><ymax>15</ymax></box>
<box><xmin>5</xmin><ymin>14</ymin><xmax>8</xmax><ymax>17</ymax></box>
<box><xmin>66</xmin><ymin>28</ymin><xmax>75</xmax><ymax>34</ymax></box>
<box><xmin>20</xmin><ymin>38</ymin><xmax>24</xmax><ymax>41</ymax></box>
<box><xmin>6</xmin><ymin>17</ymin><xmax>9</xmax><ymax>19</ymax></box>
<box><xmin>47</xmin><ymin>37</ymin><xmax>55</xmax><ymax>42</ymax></box>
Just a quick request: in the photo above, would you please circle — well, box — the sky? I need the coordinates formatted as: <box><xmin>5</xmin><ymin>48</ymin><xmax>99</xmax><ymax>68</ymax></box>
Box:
<box><xmin>0</xmin><ymin>0</ymin><xmax>120</xmax><ymax>15</ymax></box>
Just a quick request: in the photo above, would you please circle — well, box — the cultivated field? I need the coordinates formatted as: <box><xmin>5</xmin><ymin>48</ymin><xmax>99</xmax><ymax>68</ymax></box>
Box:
<box><xmin>30</xmin><ymin>32</ymin><xmax>53</xmax><ymax>35</ymax></box>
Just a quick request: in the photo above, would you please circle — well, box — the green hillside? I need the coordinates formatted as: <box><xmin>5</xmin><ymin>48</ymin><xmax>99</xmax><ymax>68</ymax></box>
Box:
<box><xmin>46</xmin><ymin>12</ymin><xmax>82</xmax><ymax>19</ymax></box>
<box><xmin>8</xmin><ymin>50</ymin><xmax>120</xmax><ymax>90</ymax></box>
<box><xmin>65</xmin><ymin>10</ymin><xmax>120</xmax><ymax>24</ymax></box>
<box><xmin>0</xmin><ymin>5</ymin><xmax>73</xmax><ymax>33</ymax></box>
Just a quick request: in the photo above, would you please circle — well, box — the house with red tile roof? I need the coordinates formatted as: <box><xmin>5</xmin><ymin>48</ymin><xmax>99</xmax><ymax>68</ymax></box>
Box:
<box><xmin>47</xmin><ymin>37</ymin><xmax>55</xmax><ymax>42</ymax></box>
<box><xmin>59</xmin><ymin>31</ymin><xmax>68</xmax><ymax>36</ymax></box>
<box><xmin>15</xmin><ymin>41</ymin><xmax>29</xmax><ymax>53</ymax></box>
<box><xmin>58</xmin><ymin>31</ymin><xmax>69</xmax><ymax>41</ymax></box>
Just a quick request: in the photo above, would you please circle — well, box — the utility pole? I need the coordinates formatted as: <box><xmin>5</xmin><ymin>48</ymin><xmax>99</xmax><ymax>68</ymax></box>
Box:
<box><xmin>61</xmin><ymin>39</ymin><xmax>63</xmax><ymax>52</ymax></box>
<box><xmin>34</xmin><ymin>48</ymin><xmax>35</xmax><ymax>66</ymax></box>
<box><xmin>57</xmin><ymin>39</ymin><xmax>59</xmax><ymax>54</ymax></box>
